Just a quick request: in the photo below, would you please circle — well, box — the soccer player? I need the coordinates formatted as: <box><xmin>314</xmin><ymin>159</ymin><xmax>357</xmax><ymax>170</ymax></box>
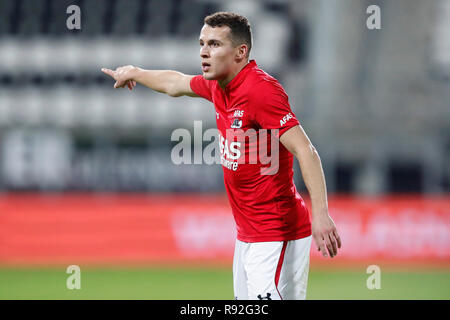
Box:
<box><xmin>101</xmin><ymin>12</ymin><xmax>341</xmax><ymax>300</ymax></box>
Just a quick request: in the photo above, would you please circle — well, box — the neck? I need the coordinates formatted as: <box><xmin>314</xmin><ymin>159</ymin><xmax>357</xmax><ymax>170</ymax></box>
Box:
<box><xmin>218</xmin><ymin>59</ymin><xmax>249</xmax><ymax>89</ymax></box>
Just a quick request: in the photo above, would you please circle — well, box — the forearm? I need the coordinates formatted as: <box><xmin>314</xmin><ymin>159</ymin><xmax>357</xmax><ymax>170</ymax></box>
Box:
<box><xmin>132</xmin><ymin>68</ymin><xmax>185</xmax><ymax>96</ymax></box>
<box><xmin>296</xmin><ymin>146</ymin><xmax>329</xmax><ymax>218</ymax></box>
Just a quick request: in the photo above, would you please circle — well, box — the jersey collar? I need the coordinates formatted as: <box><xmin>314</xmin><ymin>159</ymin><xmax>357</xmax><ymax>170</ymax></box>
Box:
<box><xmin>223</xmin><ymin>60</ymin><xmax>257</xmax><ymax>92</ymax></box>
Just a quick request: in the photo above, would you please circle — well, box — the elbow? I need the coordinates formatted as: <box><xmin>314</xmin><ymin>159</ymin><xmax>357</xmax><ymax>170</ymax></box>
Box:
<box><xmin>309</xmin><ymin>144</ymin><xmax>321</xmax><ymax>161</ymax></box>
<box><xmin>165</xmin><ymin>85</ymin><xmax>177</xmax><ymax>97</ymax></box>
<box><xmin>310</xmin><ymin>144</ymin><xmax>319</xmax><ymax>156</ymax></box>
<box><xmin>165</xmin><ymin>83</ymin><xmax>182</xmax><ymax>97</ymax></box>
<box><xmin>295</xmin><ymin>143</ymin><xmax>320</xmax><ymax>161</ymax></box>
<box><xmin>167</xmin><ymin>91</ymin><xmax>181</xmax><ymax>97</ymax></box>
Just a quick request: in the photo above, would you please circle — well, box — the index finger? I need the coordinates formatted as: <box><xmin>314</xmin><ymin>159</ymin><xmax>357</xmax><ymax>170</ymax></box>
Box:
<box><xmin>101</xmin><ymin>68</ymin><xmax>115</xmax><ymax>78</ymax></box>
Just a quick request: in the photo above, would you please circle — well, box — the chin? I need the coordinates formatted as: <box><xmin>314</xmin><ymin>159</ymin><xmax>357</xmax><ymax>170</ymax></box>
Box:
<box><xmin>203</xmin><ymin>72</ymin><xmax>216</xmax><ymax>80</ymax></box>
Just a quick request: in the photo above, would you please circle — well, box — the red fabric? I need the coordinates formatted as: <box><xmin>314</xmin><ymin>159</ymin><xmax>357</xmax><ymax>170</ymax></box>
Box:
<box><xmin>275</xmin><ymin>241</ymin><xmax>288</xmax><ymax>299</ymax></box>
<box><xmin>190</xmin><ymin>60</ymin><xmax>311</xmax><ymax>242</ymax></box>
<box><xmin>190</xmin><ymin>75</ymin><xmax>213</xmax><ymax>102</ymax></box>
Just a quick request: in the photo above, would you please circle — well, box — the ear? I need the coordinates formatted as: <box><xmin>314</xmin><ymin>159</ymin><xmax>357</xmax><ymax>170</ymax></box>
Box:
<box><xmin>236</xmin><ymin>44</ymin><xmax>248</xmax><ymax>60</ymax></box>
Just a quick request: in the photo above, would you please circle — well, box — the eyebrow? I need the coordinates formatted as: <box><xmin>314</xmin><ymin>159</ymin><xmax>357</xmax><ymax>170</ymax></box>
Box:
<box><xmin>199</xmin><ymin>38</ymin><xmax>222</xmax><ymax>44</ymax></box>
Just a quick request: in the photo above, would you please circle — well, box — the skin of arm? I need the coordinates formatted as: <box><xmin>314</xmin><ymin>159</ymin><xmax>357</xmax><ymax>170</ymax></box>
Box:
<box><xmin>280</xmin><ymin>125</ymin><xmax>342</xmax><ymax>258</ymax></box>
<box><xmin>101</xmin><ymin>65</ymin><xmax>198</xmax><ymax>97</ymax></box>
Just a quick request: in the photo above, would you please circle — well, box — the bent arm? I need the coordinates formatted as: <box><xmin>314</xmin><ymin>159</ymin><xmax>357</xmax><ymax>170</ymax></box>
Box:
<box><xmin>101</xmin><ymin>65</ymin><xmax>198</xmax><ymax>97</ymax></box>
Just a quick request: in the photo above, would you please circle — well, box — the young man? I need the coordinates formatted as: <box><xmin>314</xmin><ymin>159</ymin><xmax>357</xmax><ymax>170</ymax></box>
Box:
<box><xmin>102</xmin><ymin>12</ymin><xmax>341</xmax><ymax>300</ymax></box>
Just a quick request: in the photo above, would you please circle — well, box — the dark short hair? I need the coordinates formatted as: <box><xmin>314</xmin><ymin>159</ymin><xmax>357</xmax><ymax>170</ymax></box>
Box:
<box><xmin>204</xmin><ymin>12</ymin><xmax>252</xmax><ymax>57</ymax></box>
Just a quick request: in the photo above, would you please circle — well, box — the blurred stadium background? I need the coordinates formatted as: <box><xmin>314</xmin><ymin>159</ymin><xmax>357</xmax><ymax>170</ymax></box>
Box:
<box><xmin>0</xmin><ymin>0</ymin><xmax>449</xmax><ymax>299</ymax></box>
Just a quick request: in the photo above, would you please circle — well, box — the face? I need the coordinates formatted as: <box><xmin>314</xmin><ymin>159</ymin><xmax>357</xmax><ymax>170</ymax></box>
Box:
<box><xmin>199</xmin><ymin>24</ymin><xmax>239</xmax><ymax>81</ymax></box>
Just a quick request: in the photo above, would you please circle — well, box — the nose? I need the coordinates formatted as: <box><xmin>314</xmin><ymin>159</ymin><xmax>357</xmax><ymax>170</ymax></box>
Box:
<box><xmin>200</xmin><ymin>45</ymin><xmax>210</xmax><ymax>58</ymax></box>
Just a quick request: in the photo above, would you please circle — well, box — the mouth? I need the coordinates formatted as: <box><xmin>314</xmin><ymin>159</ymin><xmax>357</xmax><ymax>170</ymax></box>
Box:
<box><xmin>202</xmin><ymin>62</ymin><xmax>211</xmax><ymax>72</ymax></box>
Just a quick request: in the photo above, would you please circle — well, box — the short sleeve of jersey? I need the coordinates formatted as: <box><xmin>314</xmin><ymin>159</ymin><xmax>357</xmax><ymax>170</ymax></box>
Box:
<box><xmin>252</xmin><ymin>82</ymin><xmax>300</xmax><ymax>137</ymax></box>
<box><xmin>190</xmin><ymin>75</ymin><xmax>213</xmax><ymax>102</ymax></box>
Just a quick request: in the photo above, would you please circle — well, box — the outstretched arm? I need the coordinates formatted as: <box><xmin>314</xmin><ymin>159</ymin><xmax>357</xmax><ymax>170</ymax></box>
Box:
<box><xmin>101</xmin><ymin>65</ymin><xmax>199</xmax><ymax>97</ymax></box>
<box><xmin>280</xmin><ymin>125</ymin><xmax>341</xmax><ymax>258</ymax></box>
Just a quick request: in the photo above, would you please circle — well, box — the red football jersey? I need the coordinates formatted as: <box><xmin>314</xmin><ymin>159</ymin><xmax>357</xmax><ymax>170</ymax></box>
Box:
<box><xmin>190</xmin><ymin>60</ymin><xmax>311</xmax><ymax>242</ymax></box>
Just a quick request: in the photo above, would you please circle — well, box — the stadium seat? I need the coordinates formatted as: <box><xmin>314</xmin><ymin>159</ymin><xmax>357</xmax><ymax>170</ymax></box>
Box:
<box><xmin>143</xmin><ymin>0</ymin><xmax>173</xmax><ymax>37</ymax></box>
<box><xmin>111</xmin><ymin>0</ymin><xmax>142</xmax><ymax>36</ymax></box>
<box><xmin>0</xmin><ymin>0</ymin><xmax>15</xmax><ymax>35</ymax></box>
<box><xmin>17</xmin><ymin>1</ymin><xmax>46</xmax><ymax>37</ymax></box>
<box><xmin>81</xmin><ymin>1</ymin><xmax>109</xmax><ymax>36</ymax></box>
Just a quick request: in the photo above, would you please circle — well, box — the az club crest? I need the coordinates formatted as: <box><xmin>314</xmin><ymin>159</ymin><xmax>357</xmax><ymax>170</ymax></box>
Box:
<box><xmin>231</xmin><ymin>118</ymin><xmax>242</xmax><ymax>129</ymax></box>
